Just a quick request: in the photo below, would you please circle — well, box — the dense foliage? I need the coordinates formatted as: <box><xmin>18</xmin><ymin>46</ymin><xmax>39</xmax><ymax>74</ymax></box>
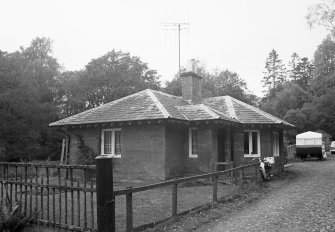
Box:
<box><xmin>164</xmin><ymin>66</ymin><xmax>257</xmax><ymax>105</ymax></box>
<box><xmin>0</xmin><ymin>38</ymin><xmax>61</xmax><ymax>161</ymax></box>
<box><xmin>2</xmin><ymin>0</ymin><xmax>335</xmax><ymax>161</ymax></box>
<box><xmin>260</xmin><ymin>36</ymin><xmax>335</xmax><ymax>138</ymax></box>
<box><xmin>0</xmin><ymin>39</ymin><xmax>160</xmax><ymax>161</ymax></box>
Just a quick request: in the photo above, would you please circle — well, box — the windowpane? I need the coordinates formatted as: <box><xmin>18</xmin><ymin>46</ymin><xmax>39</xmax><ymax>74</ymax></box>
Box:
<box><xmin>192</xmin><ymin>130</ymin><xmax>198</xmax><ymax>154</ymax></box>
<box><xmin>115</xmin><ymin>131</ymin><xmax>121</xmax><ymax>155</ymax></box>
<box><xmin>305</xmin><ymin>138</ymin><xmax>314</xmax><ymax>144</ymax></box>
<box><xmin>252</xmin><ymin>132</ymin><xmax>258</xmax><ymax>154</ymax></box>
<box><xmin>244</xmin><ymin>132</ymin><xmax>249</xmax><ymax>154</ymax></box>
<box><xmin>104</xmin><ymin>131</ymin><xmax>112</xmax><ymax>154</ymax></box>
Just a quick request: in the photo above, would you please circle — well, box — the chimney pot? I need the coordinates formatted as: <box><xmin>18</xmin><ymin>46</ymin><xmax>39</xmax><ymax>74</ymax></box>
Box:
<box><xmin>186</xmin><ymin>59</ymin><xmax>198</xmax><ymax>73</ymax></box>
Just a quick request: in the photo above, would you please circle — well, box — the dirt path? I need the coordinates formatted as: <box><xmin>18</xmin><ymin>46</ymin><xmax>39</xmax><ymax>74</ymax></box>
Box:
<box><xmin>197</xmin><ymin>157</ymin><xmax>335</xmax><ymax>232</ymax></box>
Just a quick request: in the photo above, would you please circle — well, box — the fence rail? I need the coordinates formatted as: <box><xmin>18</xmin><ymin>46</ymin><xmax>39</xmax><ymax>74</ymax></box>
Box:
<box><xmin>113</xmin><ymin>162</ymin><xmax>259</xmax><ymax>232</ymax></box>
<box><xmin>0</xmin><ymin>162</ymin><xmax>97</xmax><ymax>232</ymax></box>
<box><xmin>0</xmin><ymin>161</ymin><xmax>259</xmax><ymax>232</ymax></box>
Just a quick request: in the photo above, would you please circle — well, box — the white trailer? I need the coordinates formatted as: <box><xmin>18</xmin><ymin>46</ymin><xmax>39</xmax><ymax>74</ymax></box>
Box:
<box><xmin>296</xmin><ymin>131</ymin><xmax>327</xmax><ymax>160</ymax></box>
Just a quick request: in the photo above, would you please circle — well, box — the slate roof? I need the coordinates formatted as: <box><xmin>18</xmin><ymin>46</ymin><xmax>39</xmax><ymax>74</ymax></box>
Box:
<box><xmin>202</xmin><ymin>96</ymin><xmax>294</xmax><ymax>127</ymax></box>
<box><xmin>50</xmin><ymin>89</ymin><xmax>294</xmax><ymax>127</ymax></box>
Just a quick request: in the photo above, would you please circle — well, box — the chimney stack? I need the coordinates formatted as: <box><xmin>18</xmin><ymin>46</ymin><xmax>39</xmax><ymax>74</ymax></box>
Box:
<box><xmin>180</xmin><ymin>59</ymin><xmax>203</xmax><ymax>104</ymax></box>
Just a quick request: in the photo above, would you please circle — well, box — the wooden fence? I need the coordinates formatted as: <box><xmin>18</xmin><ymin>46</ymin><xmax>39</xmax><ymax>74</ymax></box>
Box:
<box><xmin>112</xmin><ymin>162</ymin><xmax>259</xmax><ymax>232</ymax></box>
<box><xmin>286</xmin><ymin>145</ymin><xmax>296</xmax><ymax>160</ymax></box>
<box><xmin>0</xmin><ymin>160</ymin><xmax>259</xmax><ymax>232</ymax></box>
<box><xmin>0</xmin><ymin>162</ymin><xmax>97</xmax><ymax>231</ymax></box>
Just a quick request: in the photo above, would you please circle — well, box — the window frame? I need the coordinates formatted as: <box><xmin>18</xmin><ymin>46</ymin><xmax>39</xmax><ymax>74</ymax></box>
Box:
<box><xmin>189</xmin><ymin>127</ymin><xmax>198</xmax><ymax>158</ymax></box>
<box><xmin>244</xmin><ymin>130</ymin><xmax>261</xmax><ymax>158</ymax></box>
<box><xmin>273</xmin><ymin>131</ymin><xmax>279</xmax><ymax>157</ymax></box>
<box><xmin>101</xmin><ymin>128</ymin><xmax>122</xmax><ymax>158</ymax></box>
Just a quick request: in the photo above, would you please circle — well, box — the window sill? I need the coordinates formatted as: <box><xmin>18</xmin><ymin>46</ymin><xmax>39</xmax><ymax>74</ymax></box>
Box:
<box><xmin>101</xmin><ymin>154</ymin><xmax>122</xmax><ymax>158</ymax></box>
<box><xmin>244</xmin><ymin>154</ymin><xmax>260</xmax><ymax>158</ymax></box>
<box><xmin>189</xmin><ymin>154</ymin><xmax>198</xmax><ymax>158</ymax></box>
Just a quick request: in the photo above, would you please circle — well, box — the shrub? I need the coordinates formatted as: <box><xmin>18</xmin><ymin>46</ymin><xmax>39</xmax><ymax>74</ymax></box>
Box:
<box><xmin>0</xmin><ymin>200</ymin><xmax>35</xmax><ymax>232</ymax></box>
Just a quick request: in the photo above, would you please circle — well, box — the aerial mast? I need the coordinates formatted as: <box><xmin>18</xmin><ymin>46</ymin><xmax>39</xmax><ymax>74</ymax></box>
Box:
<box><xmin>163</xmin><ymin>22</ymin><xmax>190</xmax><ymax>73</ymax></box>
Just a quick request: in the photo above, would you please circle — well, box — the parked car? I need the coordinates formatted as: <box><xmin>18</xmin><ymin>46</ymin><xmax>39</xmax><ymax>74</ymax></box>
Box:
<box><xmin>331</xmin><ymin>141</ymin><xmax>335</xmax><ymax>154</ymax></box>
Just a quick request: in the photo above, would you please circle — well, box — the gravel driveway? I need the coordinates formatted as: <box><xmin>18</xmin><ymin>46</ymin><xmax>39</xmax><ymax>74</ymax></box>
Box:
<box><xmin>197</xmin><ymin>156</ymin><xmax>335</xmax><ymax>232</ymax></box>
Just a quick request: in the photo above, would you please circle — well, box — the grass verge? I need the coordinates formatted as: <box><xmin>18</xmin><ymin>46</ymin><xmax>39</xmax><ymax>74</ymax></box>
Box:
<box><xmin>143</xmin><ymin>169</ymin><xmax>297</xmax><ymax>232</ymax></box>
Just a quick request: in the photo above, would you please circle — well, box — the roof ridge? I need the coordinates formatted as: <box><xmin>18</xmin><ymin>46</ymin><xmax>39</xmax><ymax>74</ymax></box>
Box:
<box><xmin>147</xmin><ymin>89</ymin><xmax>170</xmax><ymax>118</ymax></box>
<box><xmin>224</xmin><ymin>96</ymin><xmax>237</xmax><ymax>119</ymax></box>
<box><xmin>150</xmin><ymin>89</ymin><xmax>181</xmax><ymax>99</ymax></box>
<box><xmin>174</xmin><ymin>106</ymin><xmax>189</xmax><ymax>120</ymax></box>
<box><xmin>203</xmin><ymin>96</ymin><xmax>224</xmax><ymax>100</ymax></box>
<box><xmin>199</xmin><ymin>104</ymin><xmax>220</xmax><ymax>119</ymax></box>
<box><xmin>150</xmin><ymin>89</ymin><xmax>191</xmax><ymax>105</ymax></box>
<box><xmin>205</xmin><ymin>105</ymin><xmax>239</xmax><ymax>122</ymax></box>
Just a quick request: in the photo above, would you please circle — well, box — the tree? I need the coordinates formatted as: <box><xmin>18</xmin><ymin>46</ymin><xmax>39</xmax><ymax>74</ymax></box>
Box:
<box><xmin>164</xmin><ymin>65</ymin><xmax>257</xmax><ymax>105</ymax></box>
<box><xmin>164</xmin><ymin>74</ymin><xmax>183</xmax><ymax>96</ymax></box>
<box><xmin>55</xmin><ymin>71</ymin><xmax>88</xmax><ymax>117</ymax></box>
<box><xmin>205</xmin><ymin>69</ymin><xmax>257</xmax><ymax>104</ymax></box>
<box><xmin>284</xmin><ymin>109</ymin><xmax>309</xmax><ymax>133</ymax></box>
<box><xmin>261</xmin><ymin>83</ymin><xmax>311</xmax><ymax>118</ymax></box>
<box><xmin>0</xmin><ymin>38</ymin><xmax>61</xmax><ymax>161</ymax></box>
<box><xmin>288</xmin><ymin>52</ymin><xmax>300</xmax><ymax>81</ymax></box>
<box><xmin>79</xmin><ymin>50</ymin><xmax>161</xmax><ymax>109</ymax></box>
<box><xmin>306</xmin><ymin>0</ymin><xmax>335</xmax><ymax>37</ymax></box>
<box><xmin>311</xmin><ymin>36</ymin><xmax>335</xmax><ymax>95</ymax></box>
<box><xmin>311</xmin><ymin>87</ymin><xmax>335</xmax><ymax>136</ymax></box>
<box><xmin>262</xmin><ymin>49</ymin><xmax>287</xmax><ymax>98</ymax></box>
<box><xmin>289</xmin><ymin>56</ymin><xmax>315</xmax><ymax>91</ymax></box>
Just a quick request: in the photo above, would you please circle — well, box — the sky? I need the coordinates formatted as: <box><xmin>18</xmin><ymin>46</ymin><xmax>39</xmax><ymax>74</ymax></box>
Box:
<box><xmin>0</xmin><ymin>0</ymin><xmax>329</xmax><ymax>96</ymax></box>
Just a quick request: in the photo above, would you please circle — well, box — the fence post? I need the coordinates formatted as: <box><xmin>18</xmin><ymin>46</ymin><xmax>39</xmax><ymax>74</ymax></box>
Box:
<box><xmin>254</xmin><ymin>164</ymin><xmax>259</xmax><ymax>185</ymax></box>
<box><xmin>126</xmin><ymin>187</ymin><xmax>133</xmax><ymax>232</ymax></box>
<box><xmin>95</xmin><ymin>155</ymin><xmax>115</xmax><ymax>232</ymax></box>
<box><xmin>172</xmin><ymin>183</ymin><xmax>177</xmax><ymax>216</ymax></box>
<box><xmin>212</xmin><ymin>175</ymin><xmax>218</xmax><ymax>202</ymax></box>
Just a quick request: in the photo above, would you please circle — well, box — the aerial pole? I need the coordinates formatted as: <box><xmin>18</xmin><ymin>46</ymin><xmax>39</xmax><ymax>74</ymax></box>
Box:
<box><xmin>178</xmin><ymin>23</ymin><xmax>181</xmax><ymax>72</ymax></box>
<box><xmin>163</xmin><ymin>22</ymin><xmax>190</xmax><ymax>73</ymax></box>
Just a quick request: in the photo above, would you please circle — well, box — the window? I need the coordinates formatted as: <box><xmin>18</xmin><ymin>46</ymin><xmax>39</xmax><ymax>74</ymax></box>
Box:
<box><xmin>189</xmin><ymin>128</ymin><xmax>198</xmax><ymax>158</ymax></box>
<box><xmin>244</xmin><ymin>130</ymin><xmax>261</xmax><ymax>157</ymax></box>
<box><xmin>101</xmin><ymin>128</ymin><xmax>122</xmax><ymax>158</ymax></box>
<box><xmin>273</xmin><ymin>132</ymin><xmax>279</xmax><ymax>157</ymax></box>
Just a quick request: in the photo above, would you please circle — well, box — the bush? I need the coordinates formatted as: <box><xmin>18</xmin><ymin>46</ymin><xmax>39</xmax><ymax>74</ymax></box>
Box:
<box><xmin>76</xmin><ymin>135</ymin><xmax>96</xmax><ymax>165</ymax></box>
<box><xmin>0</xmin><ymin>200</ymin><xmax>35</xmax><ymax>232</ymax></box>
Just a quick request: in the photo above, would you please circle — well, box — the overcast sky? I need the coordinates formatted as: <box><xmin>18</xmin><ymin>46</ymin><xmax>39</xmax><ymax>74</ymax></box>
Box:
<box><xmin>0</xmin><ymin>0</ymin><xmax>329</xmax><ymax>96</ymax></box>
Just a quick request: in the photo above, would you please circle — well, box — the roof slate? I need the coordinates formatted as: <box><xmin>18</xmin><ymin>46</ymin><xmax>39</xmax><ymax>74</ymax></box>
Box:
<box><xmin>175</xmin><ymin>105</ymin><xmax>211</xmax><ymax>121</ymax></box>
<box><xmin>203</xmin><ymin>95</ymin><xmax>294</xmax><ymax>127</ymax></box>
<box><xmin>50</xmin><ymin>90</ymin><xmax>165</xmax><ymax>126</ymax></box>
<box><xmin>50</xmin><ymin>89</ymin><xmax>294</xmax><ymax>128</ymax></box>
<box><xmin>151</xmin><ymin>90</ymin><xmax>189</xmax><ymax>120</ymax></box>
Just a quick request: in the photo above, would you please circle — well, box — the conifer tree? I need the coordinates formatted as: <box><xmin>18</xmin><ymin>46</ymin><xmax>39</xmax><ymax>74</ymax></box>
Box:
<box><xmin>262</xmin><ymin>49</ymin><xmax>287</xmax><ymax>97</ymax></box>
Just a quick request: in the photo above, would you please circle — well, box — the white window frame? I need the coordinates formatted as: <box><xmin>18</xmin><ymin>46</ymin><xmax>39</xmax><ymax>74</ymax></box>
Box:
<box><xmin>244</xmin><ymin>130</ymin><xmax>261</xmax><ymax>157</ymax></box>
<box><xmin>101</xmin><ymin>128</ymin><xmax>122</xmax><ymax>158</ymax></box>
<box><xmin>189</xmin><ymin>127</ymin><xmax>198</xmax><ymax>158</ymax></box>
<box><xmin>273</xmin><ymin>132</ymin><xmax>279</xmax><ymax>157</ymax></box>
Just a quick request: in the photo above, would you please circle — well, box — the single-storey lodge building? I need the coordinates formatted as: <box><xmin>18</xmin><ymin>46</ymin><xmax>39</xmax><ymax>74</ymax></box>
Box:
<box><xmin>50</xmin><ymin>61</ymin><xmax>294</xmax><ymax>181</ymax></box>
